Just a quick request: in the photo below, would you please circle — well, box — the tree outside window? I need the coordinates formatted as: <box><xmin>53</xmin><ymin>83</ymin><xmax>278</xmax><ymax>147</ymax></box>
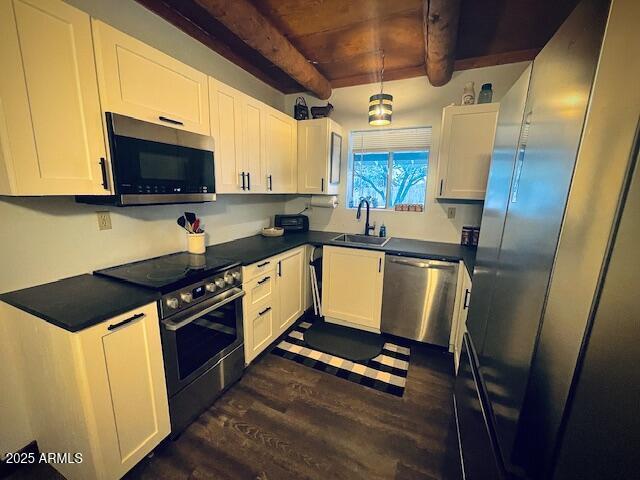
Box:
<box><xmin>349</xmin><ymin>150</ymin><xmax>429</xmax><ymax>209</ymax></box>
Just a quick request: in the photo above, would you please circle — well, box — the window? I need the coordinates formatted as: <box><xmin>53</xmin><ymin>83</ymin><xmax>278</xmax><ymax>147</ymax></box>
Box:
<box><xmin>348</xmin><ymin>127</ymin><xmax>431</xmax><ymax>209</ymax></box>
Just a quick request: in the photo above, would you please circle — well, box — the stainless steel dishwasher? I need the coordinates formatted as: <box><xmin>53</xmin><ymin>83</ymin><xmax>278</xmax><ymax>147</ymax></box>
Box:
<box><xmin>381</xmin><ymin>255</ymin><xmax>458</xmax><ymax>347</ymax></box>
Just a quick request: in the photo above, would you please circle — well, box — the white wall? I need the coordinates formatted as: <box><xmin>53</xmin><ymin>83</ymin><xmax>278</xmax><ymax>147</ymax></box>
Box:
<box><xmin>284</xmin><ymin>63</ymin><xmax>530</xmax><ymax>243</ymax></box>
<box><xmin>0</xmin><ymin>195</ymin><xmax>291</xmax><ymax>293</ymax></box>
<box><xmin>0</xmin><ymin>0</ymin><xmax>290</xmax><ymax>455</ymax></box>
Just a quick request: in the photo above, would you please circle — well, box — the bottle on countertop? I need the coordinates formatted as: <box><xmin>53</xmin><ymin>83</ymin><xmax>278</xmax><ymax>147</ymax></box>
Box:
<box><xmin>379</xmin><ymin>223</ymin><xmax>387</xmax><ymax>238</ymax></box>
<box><xmin>462</xmin><ymin>82</ymin><xmax>476</xmax><ymax>105</ymax></box>
<box><xmin>478</xmin><ymin>83</ymin><xmax>493</xmax><ymax>104</ymax></box>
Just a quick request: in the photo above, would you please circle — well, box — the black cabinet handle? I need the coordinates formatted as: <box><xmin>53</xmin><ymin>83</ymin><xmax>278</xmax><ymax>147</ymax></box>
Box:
<box><xmin>321</xmin><ymin>178</ymin><xmax>324</xmax><ymax>192</ymax></box>
<box><xmin>257</xmin><ymin>261</ymin><xmax>270</xmax><ymax>268</ymax></box>
<box><xmin>158</xmin><ymin>115</ymin><xmax>183</xmax><ymax>126</ymax></box>
<box><xmin>257</xmin><ymin>276</ymin><xmax>270</xmax><ymax>285</ymax></box>
<box><xmin>378</xmin><ymin>258</ymin><xmax>382</xmax><ymax>272</ymax></box>
<box><xmin>439</xmin><ymin>179</ymin><xmax>444</xmax><ymax>196</ymax></box>
<box><xmin>277</xmin><ymin>260</ymin><xmax>282</xmax><ymax>277</ymax></box>
<box><xmin>247</xmin><ymin>172</ymin><xmax>251</xmax><ymax>191</ymax></box>
<box><xmin>241</xmin><ymin>172</ymin><xmax>246</xmax><ymax>190</ymax></box>
<box><xmin>258</xmin><ymin>306</ymin><xmax>271</xmax><ymax>316</ymax></box>
<box><xmin>99</xmin><ymin>157</ymin><xmax>108</xmax><ymax>190</ymax></box>
<box><xmin>108</xmin><ymin>312</ymin><xmax>145</xmax><ymax>331</ymax></box>
<box><xmin>463</xmin><ymin>289</ymin><xmax>470</xmax><ymax>309</ymax></box>
<box><xmin>268</xmin><ymin>174</ymin><xmax>273</xmax><ymax>191</ymax></box>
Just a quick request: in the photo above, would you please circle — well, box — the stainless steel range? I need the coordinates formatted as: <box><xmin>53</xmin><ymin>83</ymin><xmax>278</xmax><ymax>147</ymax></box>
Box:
<box><xmin>96</xmin><ymin>252</ymin><xmax>245</xmax><ymax>436</ymax></box>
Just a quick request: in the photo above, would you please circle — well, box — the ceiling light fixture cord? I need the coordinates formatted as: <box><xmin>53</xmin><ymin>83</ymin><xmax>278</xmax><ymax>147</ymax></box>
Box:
<box><xmin>380</xmin><ymin>51</ymin><xmax>385</xmax><ymax>97</ymax></box>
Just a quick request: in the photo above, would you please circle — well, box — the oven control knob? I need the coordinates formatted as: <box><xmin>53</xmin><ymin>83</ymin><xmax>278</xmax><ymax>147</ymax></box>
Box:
<box><xmin>205</xmin><ymin>282</ymin><xmax>216</xmax><ymax>292</ymax></box>
<box><xmin>232</xmin><ymin>271</ymin><xmax>241</xmax><ymax>281</ymax></box>
<box><xmin>180</xmin><ymin>292</ymin><xmax>193</xmax><ymax>303</ymax></box>
<box><xmin>224</xmin><ymin>273</ymin><xmax>234</xmax><ymax>284</ymax></box>
<box><xmin>166</xmin><ymin>297</ymin><xmax>179</xmax><ymax>309</ymax></box>
<box><xmin>214</xmin><ymin>277</ymin><xmax>226</xmax><ymax>288</ymax></box>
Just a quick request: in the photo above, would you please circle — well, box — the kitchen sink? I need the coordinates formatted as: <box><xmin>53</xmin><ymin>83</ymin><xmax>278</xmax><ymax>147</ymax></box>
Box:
<box><xmin>331</xmin><ymin>233</ymin><xmax>391</xmax><ymax>247</ymax></box>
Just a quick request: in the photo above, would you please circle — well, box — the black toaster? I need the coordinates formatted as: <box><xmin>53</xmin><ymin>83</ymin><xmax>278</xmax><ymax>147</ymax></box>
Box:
<box><xmin>274</xmin><ymin>214</ymin><xmax>309</xmax><ymax>233</ymax></box>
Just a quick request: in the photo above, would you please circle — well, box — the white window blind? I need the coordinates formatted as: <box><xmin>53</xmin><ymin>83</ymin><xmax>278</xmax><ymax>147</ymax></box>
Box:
<box><xmin>351</xmin><ymin>127</ymin><xmax>432</xmax><ymax>152</ymax></box>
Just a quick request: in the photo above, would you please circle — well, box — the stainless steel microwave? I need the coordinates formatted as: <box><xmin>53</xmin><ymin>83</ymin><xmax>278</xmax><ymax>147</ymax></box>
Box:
<box><xmin>77</xmin><ymin>113</ymin><xmax>215</xmax><ymax>206</ymax></box>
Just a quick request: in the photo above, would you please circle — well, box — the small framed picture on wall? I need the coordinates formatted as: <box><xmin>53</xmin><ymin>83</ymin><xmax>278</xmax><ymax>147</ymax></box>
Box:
<box><xmin>330</xmin><ymin>132</ymin><xmax>342</xmax><ymax>184</ymax></box>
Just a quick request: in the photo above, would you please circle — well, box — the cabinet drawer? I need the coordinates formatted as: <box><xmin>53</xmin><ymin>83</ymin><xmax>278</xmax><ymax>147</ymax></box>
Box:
<box><xmin>244</xmin><ymin>298</ymin><xmax>276</xmax><ymax>364</ymax></box>
<box><xmin>243</xmin><ymin>257</ymin><xmax>276</xmax><ymax>282</ymax></box>
<box><xmin>243</xmin><ymin>272</ymin><xmax>275</xmax><ymax>311</ymax></box>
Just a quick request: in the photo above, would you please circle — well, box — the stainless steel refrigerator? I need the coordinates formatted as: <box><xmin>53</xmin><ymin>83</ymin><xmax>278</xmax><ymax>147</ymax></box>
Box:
<box><xmin>454</xmin><ymin>0</ymin><xmax>640</xmax><ymax>478</ymax></box>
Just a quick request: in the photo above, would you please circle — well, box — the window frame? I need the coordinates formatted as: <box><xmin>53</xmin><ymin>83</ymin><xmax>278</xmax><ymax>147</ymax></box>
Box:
<box><xmin>348</xmin><ymin>145</ymin><xmax>430</xmax><ymax>210</ymax></box>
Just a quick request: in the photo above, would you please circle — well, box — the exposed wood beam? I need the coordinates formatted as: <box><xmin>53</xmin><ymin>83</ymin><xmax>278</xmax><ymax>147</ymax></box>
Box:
<box><xmin>135</xmin><ymin>0</ymin><xmax>297</xmax><ymax>93</ymax></box>
<box><xmin>193</xmin><ymin>0</ymin><xmax>332</xmax><ymax>99</ymax></box>
<box><xmin>423</xmin><ymin>0</ymin><xmax>462</xmax><ymax>86</ymax></box>
<box><xmin>454</xmin><ymin>49</ymin><xmax>540</xmax><ymax>71</ymax></box>
<box><xmin>331</xmin><ymin>65</ymin><xmax>426</xmax><ymax>89</ymax></box>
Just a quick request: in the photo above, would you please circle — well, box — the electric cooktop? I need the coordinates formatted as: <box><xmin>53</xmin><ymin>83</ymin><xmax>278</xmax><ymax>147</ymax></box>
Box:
<box><xmin>95</xmin><ymin>250</ymin><xmax>240</xmax><ymax>293</ymax></box>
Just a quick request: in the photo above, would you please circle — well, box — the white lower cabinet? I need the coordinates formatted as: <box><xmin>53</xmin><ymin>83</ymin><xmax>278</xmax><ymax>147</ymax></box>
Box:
<box><xmin>276</xmin><ymin>247</ymin><xmax>304</xmax><ymax>332</ymax></box>
<box><xmin>242</xmin><ymin>246</ymin><xmax>304</xmax><ymax>364</ymax></box>
<box><xmin>5</xmin><ymin>301</ymin><xmax>170</xmax><ymax>480</ymax></box>
<box><xmin>451</xmin><ymin>262</ymin><xmax>473</xmax><ymax>373</ymax></box>
<box><xmin>322</xmin><ymin>246</ymin><xmax>385</xmax><ymax>332</ymax></box>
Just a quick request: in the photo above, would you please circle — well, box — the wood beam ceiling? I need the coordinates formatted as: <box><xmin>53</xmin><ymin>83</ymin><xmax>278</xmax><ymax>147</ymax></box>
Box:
<box><xmin>423</xmin><ymin>0</ymin><xmax>462</xmax><ymax>87</ymax></box>
<box><xmin>192</xmin><ymin>0</ymin><xmax>332</xmax><ymax>99</ymax></box>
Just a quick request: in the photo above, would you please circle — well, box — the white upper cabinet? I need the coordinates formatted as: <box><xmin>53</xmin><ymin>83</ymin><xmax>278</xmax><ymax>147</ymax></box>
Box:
<box><xmin>210</xmin><ymin>78</ymin><xmax>244</xmax><ymax>193</ymax></box>
<box><xmin>92</xmin><ymin>20</ymin><xmax>210</xmax><ymax>135</ymax></box>
<box><xmin>210</xmin><ymin>78</ymin><xmax>294</xmax><ymax>194</ymax></box>
<box><xmin>242</xmin><ymin>96</ymin><xmax>268</xmax><ymax>193</ymax></box>
<box><xmin>436</xmin><ymin>103</ymin><xmax>499</xmax><ymax>200</ymax></box>
<box><xmin>264</xmin><ymin>105</ymin><xmax>297</xmax><ymax>193</ymax></box>
<box><xmin>297</xmin><ymin>118</ymin><xmax>342</xmax><ymax>195</ymax></box>
<box><xmin>0</xmin><ymin>0</ymin><xmax>109</xmax><ymax>195</ymax></box>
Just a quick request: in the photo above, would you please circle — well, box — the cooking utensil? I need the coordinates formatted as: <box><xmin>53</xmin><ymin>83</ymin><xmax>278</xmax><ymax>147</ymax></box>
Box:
<box><xmin>192</xmin><ymin>219</ymin><xmax>201</xmax><ymax>233</ymax></box>
<box><xmin>177</xmin><ymin>216</ymin><xmax>187</xmax><ymax>231</ymax></box>
<box><xmin>185</xmin><ymin>212</ymin><xmax>197</xmax><ymax>226</ymax></box>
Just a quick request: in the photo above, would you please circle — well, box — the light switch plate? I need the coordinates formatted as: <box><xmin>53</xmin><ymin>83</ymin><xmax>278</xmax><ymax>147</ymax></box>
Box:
<box><xmin>97</xmin><ymin>211</ymin><xmax>112</xmax><ymax>230</ymax></box>
<box><xmin>447</xmin><ymin>207</ymin><xmax>456</xmax><ymax>219</ymax></box>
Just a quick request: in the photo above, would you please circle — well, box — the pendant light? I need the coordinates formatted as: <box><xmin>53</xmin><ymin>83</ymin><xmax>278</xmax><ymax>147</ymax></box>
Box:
<box><xmin>369</xmin><ymin>51</ymin><xmax>393</xmax><ymax>126</ymax></box>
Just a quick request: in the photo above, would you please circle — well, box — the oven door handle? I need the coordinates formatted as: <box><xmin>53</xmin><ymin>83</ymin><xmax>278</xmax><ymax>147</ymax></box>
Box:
<box><xmin>162</xmin><ymin>287</ymin><xmax>245</xmax><ymax>331</ymax></box>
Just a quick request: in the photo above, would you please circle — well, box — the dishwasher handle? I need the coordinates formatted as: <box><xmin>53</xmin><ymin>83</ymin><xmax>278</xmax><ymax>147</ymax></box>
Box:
<box><xmin>388</xmin><ymin>257</ymin><xmax>455</xmax><ymax>269</ymax></box>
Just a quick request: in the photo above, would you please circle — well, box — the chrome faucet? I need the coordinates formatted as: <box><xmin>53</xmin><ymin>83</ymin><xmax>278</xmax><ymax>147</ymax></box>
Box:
<box><xmin>356</xmin><ymin>199</ymin><xmax>375</xmax><ymax>236</ymax></box>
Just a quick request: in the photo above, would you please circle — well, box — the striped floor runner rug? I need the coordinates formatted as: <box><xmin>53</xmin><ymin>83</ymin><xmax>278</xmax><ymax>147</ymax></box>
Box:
<box><xmin>271</xmin><ymin>320</ymin><xmax>411</xmax><ymax>397</ymax></box>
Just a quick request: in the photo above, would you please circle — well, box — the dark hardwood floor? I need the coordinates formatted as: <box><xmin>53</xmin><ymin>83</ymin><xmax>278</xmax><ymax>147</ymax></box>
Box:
<box><xmin>8</xmin><ymin>342</ymin><xmax>461</xmax><ymax>480</ymax></box>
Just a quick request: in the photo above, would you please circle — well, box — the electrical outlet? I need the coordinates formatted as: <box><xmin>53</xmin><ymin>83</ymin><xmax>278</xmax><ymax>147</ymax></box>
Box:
<box><xmin>97</xmin><ymin>211</ymin><xmax>112</xmax><ymax>230</ymax></box>
<box><xmin>447</xmin><ymin>207</ymin><xmax>456</xmax><ymax>219</ymax></box>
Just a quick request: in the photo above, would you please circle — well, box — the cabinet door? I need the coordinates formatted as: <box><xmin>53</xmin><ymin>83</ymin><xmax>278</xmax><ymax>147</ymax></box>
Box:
<box><xmin>297</xmin><ymin>119</ymin><xmax>328</xmax><ymax>194</ymax></box>
<box><xmin>244</xmin><ymin>302</ymin><xmax>276</xmax><ymax>364</ymax></box>
<box><xmin>79</xmin><ymin>303</ymin><xmax>170</xmax><ymax>478</ymax></box>
<box><xmin>437</xmin><ymin>104</ymin><xmax>499</xmax><ymax>200</ymax></box>
<box><xmin>322</xmin><ymin>246</ymin><xmax>385</xmax><ymax>331</ymax></box>
<box><xmin>243</xmin><ymin>96</ymin><xmax>267</xmax><ymax>193</ymax></box>
<box><xmin>210</xmin><ymin>78</ymin><xmax>244</xmax><ymax>193</ymax></box>
<box><xmin>0</xmin><ymin>0</ymin><xmax>109</xmax><ymax>195</ymax></box>
<box><xmin>276</xmin><ymin>247</ymin><xmax>304</xmax><ymax>334</ymax></box>
<box><xmin>454</xmin><ymin>267</ymin><xmax>473</xmax><ymax>373</ymax></box>
<box><xmin>265</xmin><ymin>107</ymin><xmax>297</xmax><ymax>193</ymax></box>
<box><xmin>92</xmin><ymin>20</ymin><xmax>209</xmax><ymax>135</ymax></box>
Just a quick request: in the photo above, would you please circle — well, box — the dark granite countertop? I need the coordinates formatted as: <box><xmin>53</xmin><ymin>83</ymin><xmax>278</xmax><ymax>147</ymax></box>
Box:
<box><xmin>206</xmin><ymin>231</ymin><xmax>476</xmax><ymax>277</ymax></box>
<box><xmin>0</xmin><ymin>274</ymin><xmax>159</xmax><ymax>332</ymax></box>
<box><xmin>0</xmin><ymin>231</ymin><xmax>475</xmax><ymax>332</ymax></box>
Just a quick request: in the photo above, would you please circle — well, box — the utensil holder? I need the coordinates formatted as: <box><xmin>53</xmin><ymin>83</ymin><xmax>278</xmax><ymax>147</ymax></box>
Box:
<box><xmin>187</xmin><ymin>232</ymin><xmax>205</xmax><ymax>254</ymax></box>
